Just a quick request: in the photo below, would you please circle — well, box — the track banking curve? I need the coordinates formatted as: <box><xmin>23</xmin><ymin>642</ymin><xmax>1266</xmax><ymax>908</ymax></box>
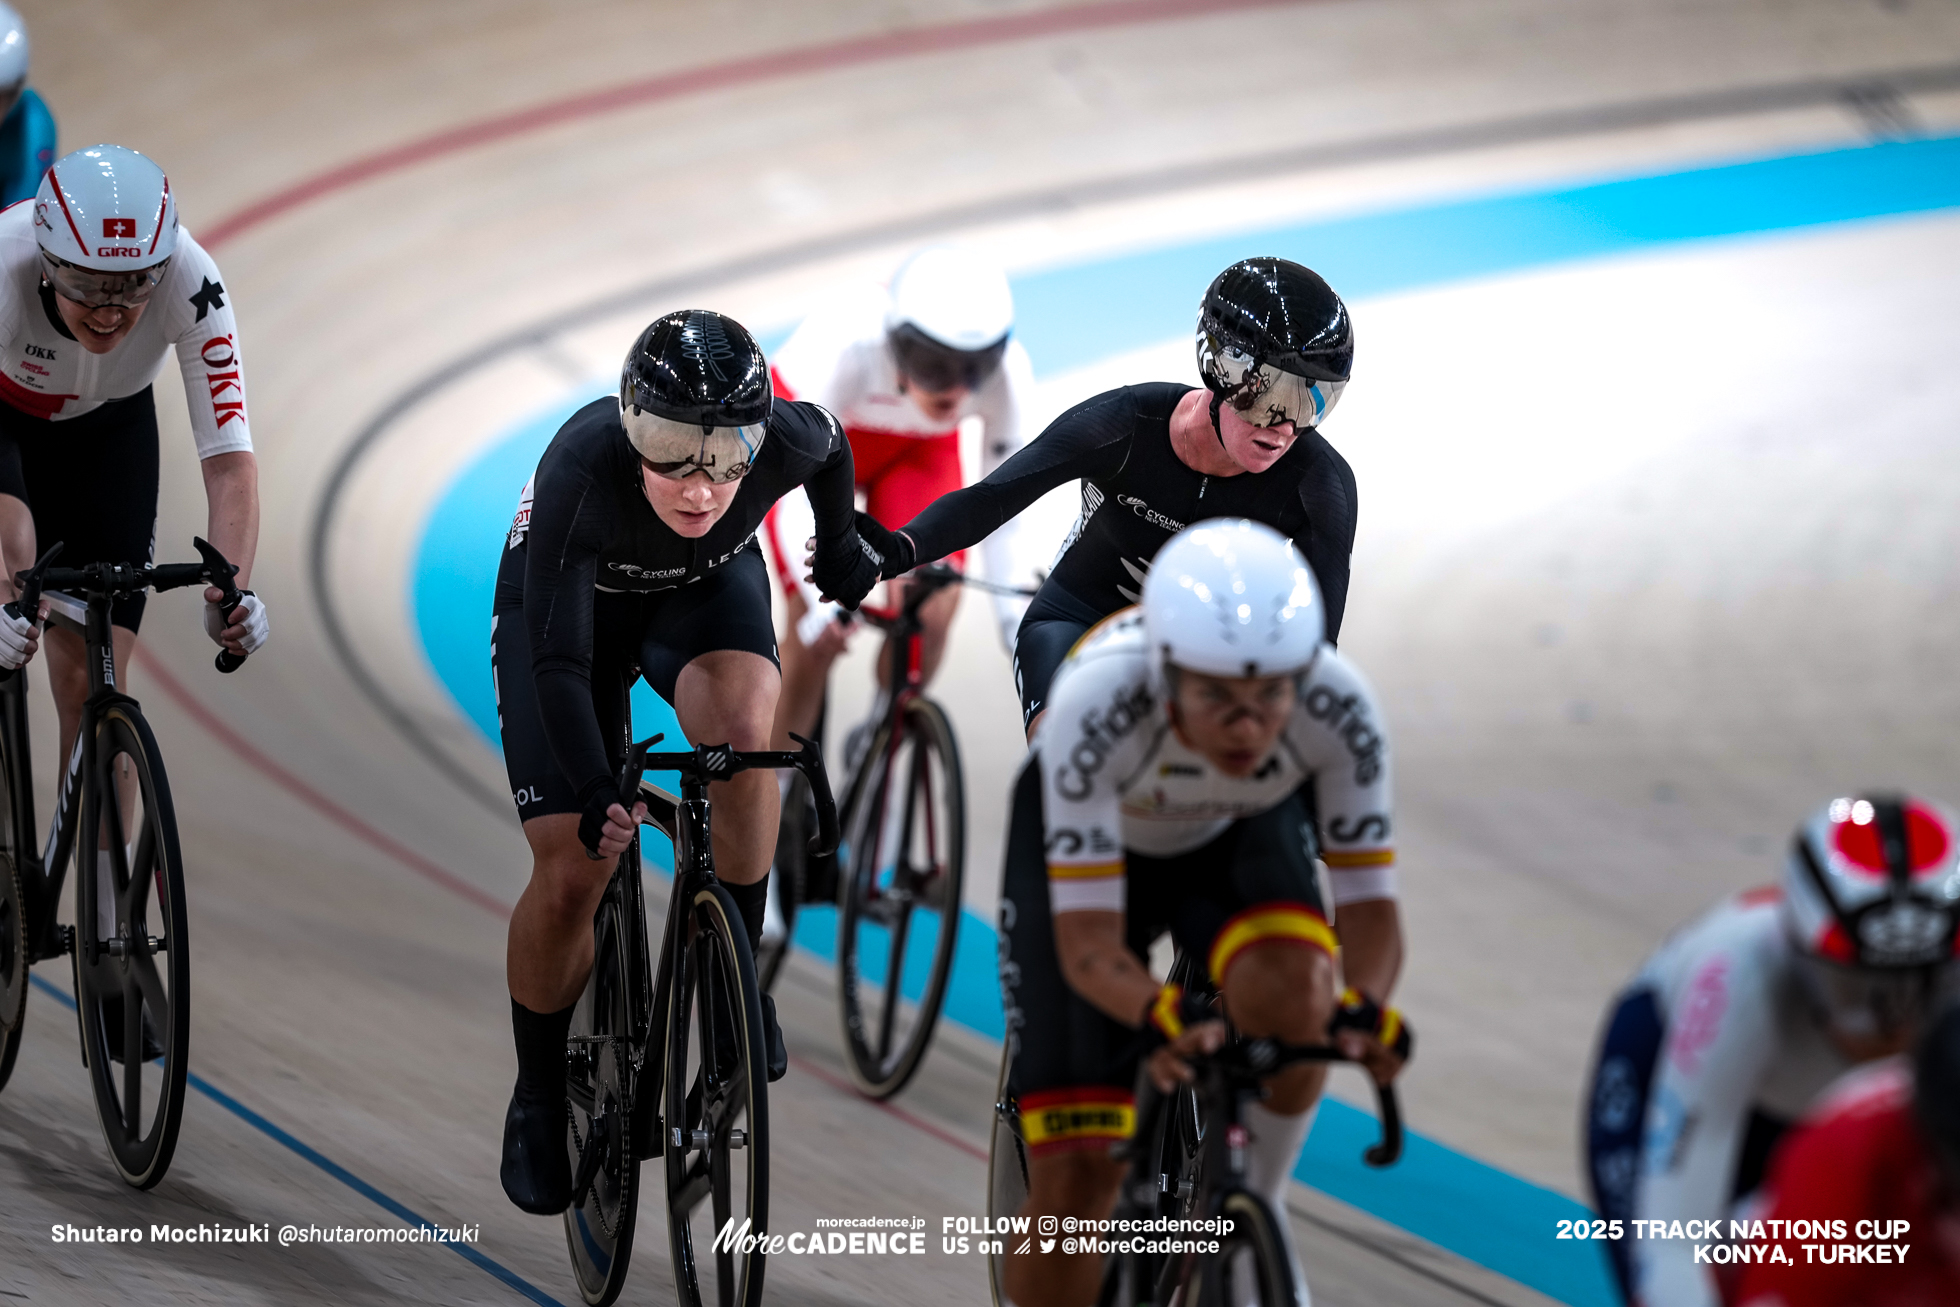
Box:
<box><xmin>10</xmin><ymin>3</ymin><xmax>1960</xmax><ymax>1306</ymax></box>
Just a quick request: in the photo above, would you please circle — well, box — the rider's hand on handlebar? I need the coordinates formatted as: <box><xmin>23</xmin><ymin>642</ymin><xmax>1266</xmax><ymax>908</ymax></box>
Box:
<box><xmin>1145</xmin><ymin>1019</ymin><xmax>1229</xmax><ymax>1093</ymax></box>
<box><xmin>1329</xmin><ymin>989</ymin><xmax>1412</xmax><ymax>1086</ymax></box>
<box><xmin>204</xmin><ymin>586</ymin><xmax>269</xmax><ymax>656</ymax></box>
<box><xmin>578</xmin><ymin>796</ymin><xmax>648</xmax><ymax>861</ymax></box>
<box><xmin>0</xmin><ymin>602</ymin><xmax>39</xmax><ymax>670</ymax></box>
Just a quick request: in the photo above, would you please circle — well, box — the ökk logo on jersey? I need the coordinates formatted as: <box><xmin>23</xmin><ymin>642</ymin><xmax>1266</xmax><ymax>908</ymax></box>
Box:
<box><xmin>102</xmin><ymin>218</ymin><xmax>137</xmax><ymax>239</ymax></box>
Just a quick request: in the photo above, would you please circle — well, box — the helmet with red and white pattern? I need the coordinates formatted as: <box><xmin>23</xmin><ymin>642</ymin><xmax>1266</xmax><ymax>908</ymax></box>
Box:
<box><xmin>1784</xmin><ymin>795</ymin><xmax>1960</xmax><ymax>970</ymax></box>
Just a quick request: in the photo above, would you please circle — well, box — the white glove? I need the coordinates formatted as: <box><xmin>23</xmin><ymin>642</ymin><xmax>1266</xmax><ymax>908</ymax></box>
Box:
<box><xmin>0</xmin><ymin>606</ymin><xmax>33</xmax><ymax>670</ymax></box>
<box><xmin>205</xmin><ymin>590</ymin><xmax>269</xmax><ymax>654</ymax></box>
<box><xmin>796</xmin><ymin>600</ymin><xmax>847</xmax><ymax>647</ymax></box>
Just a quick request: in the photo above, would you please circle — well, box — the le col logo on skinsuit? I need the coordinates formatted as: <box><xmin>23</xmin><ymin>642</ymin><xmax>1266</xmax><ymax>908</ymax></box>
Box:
<box><xmin>102</xmin><ymin>218</ymin><xmax>137</xmax><ymax>239</ymax></box>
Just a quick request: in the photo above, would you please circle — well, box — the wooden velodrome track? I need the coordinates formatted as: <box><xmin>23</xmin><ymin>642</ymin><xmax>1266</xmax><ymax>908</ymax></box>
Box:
<box><xmin>5</xmin><ymin>2</ymin><xmax>1960</xmax><ymax>1303</ymax></box>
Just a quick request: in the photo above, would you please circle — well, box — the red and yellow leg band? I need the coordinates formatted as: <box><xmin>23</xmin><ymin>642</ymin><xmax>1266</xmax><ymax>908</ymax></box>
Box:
<box><xmin>1017</xmin><ymin>1087</ymin><xmax>1136</xmax><ymax>1158</ymax></box>
<box><xmin>1208</xmin><ymin>903</ymin><xmax>1339</xmax><ymax>985</ymax></box>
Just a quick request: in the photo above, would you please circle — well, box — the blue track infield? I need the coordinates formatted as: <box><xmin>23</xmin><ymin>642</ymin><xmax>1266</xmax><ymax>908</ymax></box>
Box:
<box><xmin>410</xmin><ymin>133</ymin><xmax>1960</xmax><ymax>1307</ymax></box>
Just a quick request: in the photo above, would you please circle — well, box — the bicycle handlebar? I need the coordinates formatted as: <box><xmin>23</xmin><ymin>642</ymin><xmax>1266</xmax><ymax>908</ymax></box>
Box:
<box><xmin>9</xmin><ymin>537</ymin><xmax>249</xmax><ymax>674</ymax></box>
<box><xmin>1130</xmin><ymin>1035</ymin><xmax>1403</xmax><ymax>1169</ymax></box>
<box><xmin>616</xmin><ymin>731</ymin><xmax>839</xmax><ymax>859</ymax></box>
<box><xmin>853</xmin><ymin>561</ymin><xmax>1038</xmax><ymax>631</ymax></box>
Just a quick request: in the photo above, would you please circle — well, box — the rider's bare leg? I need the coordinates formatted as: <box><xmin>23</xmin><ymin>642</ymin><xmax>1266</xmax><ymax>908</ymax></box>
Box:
<box><xmin>674</xmin><ymin>648</ymin><xmax>781</xmax><ymax>887</ymax></box>
<box><xmin>1008</xmin><ymin>1149</ymin><xmax>1126</xmax><ymax>1307</ymax></box>
<box><xmin>772</xmin><ymin>588</ymin><xmax>846</xmax><ymax>748</ymax></box>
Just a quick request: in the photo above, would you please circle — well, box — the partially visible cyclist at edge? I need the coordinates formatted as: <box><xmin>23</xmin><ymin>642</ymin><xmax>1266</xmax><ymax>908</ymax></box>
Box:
<box><xmin>492</xmin><ymin>310</ymin><xmax>883</xmax><ymax>1216</ymax></box>
<box><xmin>0</xmin><ymin>145</ymin><xmax>266</xmax><ymax>768</ymax></box>
<box><xmin>0</xmin><ymin>5</ymin><xmax>54</xmax><ymax>208</ymax></box>
<box><xmin>999</xmin><ymin>520</ymin><xmax>1410</xmax><ymax>1307</ymax></box>
<box><xmin>761</xmin><ymin>246</ymin><xmax>1036</xmax><ymax>752</ymax></box>
<box><xmin>1731</xmin><ymin>1001</ymin><xmax>1960</xmax><ymax>1307</ymax></box>
<box><xmin>1583</xmin><ymin>795</ymin><xmax>1960</xmax><ymax>1307</ymax></box>
<box><xmin>849</xmin><ymin>256</ymin><xmax>1357</xmax><ymax>738</ymax></box>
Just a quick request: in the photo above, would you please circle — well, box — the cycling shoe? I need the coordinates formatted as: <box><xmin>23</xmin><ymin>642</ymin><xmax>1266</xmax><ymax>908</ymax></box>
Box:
<box><xmin>500</xmin><ymin>1086</ymin><xmax>571</xmax><ymax>1215</ymax></box>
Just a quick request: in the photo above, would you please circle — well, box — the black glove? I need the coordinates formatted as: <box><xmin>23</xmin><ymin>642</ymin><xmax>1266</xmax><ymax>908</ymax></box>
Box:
<box><xmin>575</xmin><ymin>779</ymin><xmax>620</xmax><ymax>861</ymax></box>
<box><xmin>812</xmin><ymin>522</ymin><xmax>885</xmax><ymax>611</ymax></box>
<box><xmin>1329</xmin><ymin>988</ymin><xmax>1413</xmax><ymax>1062</ymax></box>
<box><xmin>851</xmin><ymin>510</ymin><xmax>917</xmax><ymax>581</ymax></box>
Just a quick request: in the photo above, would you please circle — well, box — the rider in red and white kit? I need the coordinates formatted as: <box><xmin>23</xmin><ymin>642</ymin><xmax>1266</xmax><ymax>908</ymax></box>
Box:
<box><xmin>760</xmin><ymin>246</ymin><xmax>1037</xmax><ymax>756</ymax></box>
<box><xmin>0</xmin><ymin>145</ymin><xmax>267</xmax><ymax>758</ymax></box>
<box><xmin>1583</xmin><ymin>795</ymin><xmax>1960</xmax><ymax>1307</ymax></box>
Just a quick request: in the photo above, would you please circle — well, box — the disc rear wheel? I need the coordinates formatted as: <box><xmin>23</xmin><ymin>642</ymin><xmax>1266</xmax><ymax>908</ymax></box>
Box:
<box><xmin>72</xmin><ymin>703</ymin><xmax>189</xmax><ymax>1189</ymax></box>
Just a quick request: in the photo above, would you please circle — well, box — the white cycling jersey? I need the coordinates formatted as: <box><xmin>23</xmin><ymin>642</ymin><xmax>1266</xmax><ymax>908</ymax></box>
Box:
<box><xmin>0</xmin><ymin>201</ymin><xmax>251</xmax><ymax>455</ymax></box>
<box><xmin>1625</xmin><ymin>890</ymin><xmax>1852</xmax><ymax>1307</ymax></box>
<box><xmin>1034</xmin><ymin>608</ymin><xmax>1395</xmax><ymax>917</ymax></box>
<box><xmin>764</xmin><ymin>280</ymin><xmax>1037</xmax><ymax>646</ymax></box>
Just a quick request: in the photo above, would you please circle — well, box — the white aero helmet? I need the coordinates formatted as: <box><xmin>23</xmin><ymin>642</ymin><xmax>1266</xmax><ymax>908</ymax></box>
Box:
<box><xmin>33</xmin><ymin>146</ymin><xmax>180</xmax><ymax>309</ymax></box>
<box><xmin>1140</xmin><ymin>519</ymin><xmax>1324</xmax><ymax>694</ymax></box>
<box><xmin>1783</xmin><ymin>794</ymin><xmax>1960</xmax><ymax>1040</ymax></box>
<box><xmin>0</xmin><ymin>3</ymin><xmax>26</xmax><ymax>89</ymax></box>
<box><xmin>885</xmin><ymin>246</ymin><xmax>1014</xmax><ymax>392</ymax></box>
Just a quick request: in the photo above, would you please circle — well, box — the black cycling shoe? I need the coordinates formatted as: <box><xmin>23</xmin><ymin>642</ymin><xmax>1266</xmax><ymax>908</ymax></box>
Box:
<box><xmin>100</xmin><ymin>996</ymin><xmax>165</xmax><ymax>1065</ymax></box>
<box><xmin>500</xmin><ymin>1086</ymin><xmax>572</xmax><ymax>1215</ymax></box>
<box><xmin>761</xmin><ymin>993</ymin><xmax>787</xmax><ymax>1082</ymax></box>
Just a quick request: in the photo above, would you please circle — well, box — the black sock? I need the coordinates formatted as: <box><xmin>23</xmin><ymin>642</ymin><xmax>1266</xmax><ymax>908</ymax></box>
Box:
<box><xmin>726</xmin><ymin>878</ymin><xmax>768</xmax><ymax>958</ymax></box>
<box><xmin>511</xmin><ymin>997</ymin><xmax>576</xmax><ymax>1104</ymax></box>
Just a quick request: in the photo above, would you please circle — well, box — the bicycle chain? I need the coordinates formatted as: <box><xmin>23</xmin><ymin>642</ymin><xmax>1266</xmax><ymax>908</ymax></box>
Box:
<box><xmin>565</xmin><ymin>1035</ymin><xmax>634</xmax><ymax>1239</ymax></box>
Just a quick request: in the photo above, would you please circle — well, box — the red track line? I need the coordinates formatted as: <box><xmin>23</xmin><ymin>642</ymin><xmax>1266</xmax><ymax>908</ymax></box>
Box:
<box><xmin>790</xmin><ymin>1052</ymin><xmax>991</xmax><ymax>1163</ymax></box>
<box><xmin>132</xmin><ymin>647</ymin><xmax>516</xmax><ymax>920</ymax></box>
<box><xmin>200</xmin><ymin>0</ymin><xmax>1303</xmax><ymax>249</ymax></box>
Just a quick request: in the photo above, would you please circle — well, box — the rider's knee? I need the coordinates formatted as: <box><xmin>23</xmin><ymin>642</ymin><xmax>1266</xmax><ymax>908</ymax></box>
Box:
<box><xmin>527</xmin><ymin>844</ymin><xmax>614</xmax><ymax>924</ymax></box>
<box><xmin>1219</xmin><ymin>939</ymin><xmax>1336</xmax><ymax>1042</ymax></box>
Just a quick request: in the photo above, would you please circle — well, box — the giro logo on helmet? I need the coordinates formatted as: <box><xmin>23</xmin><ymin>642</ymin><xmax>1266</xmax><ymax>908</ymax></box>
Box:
<box><xmin>102</xmin><ymin>218</ymin><xmax>136</xmax><ymax>238</ymax></box>
<box><xmin>94</xmin><ymin>246</ymin><xmax>143</xmax><ymax>259</ymax></box>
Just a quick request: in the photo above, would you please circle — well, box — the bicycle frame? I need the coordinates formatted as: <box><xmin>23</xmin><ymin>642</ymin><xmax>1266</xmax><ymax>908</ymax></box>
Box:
<box><xmin>10</xmin><ymin>590</ymin><xmax>137</xmax><ymax>965</ymax></box>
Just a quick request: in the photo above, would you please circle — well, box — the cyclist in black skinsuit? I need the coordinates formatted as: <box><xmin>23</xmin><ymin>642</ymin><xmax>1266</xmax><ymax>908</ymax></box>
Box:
<box><xmin>854</xmin><ymin>258</ymin><xmax>1357</xmax><ymax>733</ymax></box>
<box><xmin>493</xmin><ymin>310</ymin><xmax>884</xmax><ymax>1216</ymax></box>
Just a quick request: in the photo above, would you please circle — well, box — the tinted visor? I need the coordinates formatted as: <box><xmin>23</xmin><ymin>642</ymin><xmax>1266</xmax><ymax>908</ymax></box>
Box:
<box><xmin>41</xmin><ymin>251</ymin><xmax>171</xmax><ymax>310</ymax></box>
<box><xmin>1200</xmin><ymin>332</ymin><xmax>1346</xmax><ymax>429</ymax></box>
<box><xmin>1796</xmin><ymin>955</ymin><xmax>1940</xmax><ymax>1039</ymax></box>
<box><xmin>620</xmin><ymin>404</ymin><xmax>765</xmax><ymax>483</ymax></box>
<box><xmin>889</xmin><ymin>323</ymin><xmax>1008</xmax><ymax>393</ymax></box>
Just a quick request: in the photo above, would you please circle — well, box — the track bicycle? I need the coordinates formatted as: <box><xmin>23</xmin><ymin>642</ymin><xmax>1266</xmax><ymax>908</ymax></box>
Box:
<box><xmin>561</xmin><ymin>731</ymin><xmax>837</xmax><ymax>1307</ymax></box>
<box><xmin>987</xmin><ymin>954</ymin><xmax>1405</xmax><ymax>1307</ymax></box>
<box><xmin>759</xmin><ymin>562</ymin><xmax>1032</xmax><ymax>1100</ymax></box>
<box><xmin>0</xmin><ymin>538</ymin><xmax>249</xmax><ymax>1189</ymax></box>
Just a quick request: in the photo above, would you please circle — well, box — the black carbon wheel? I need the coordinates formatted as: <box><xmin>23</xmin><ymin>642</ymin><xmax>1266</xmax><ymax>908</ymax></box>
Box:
<box><xmin>563</xmin><ymin>888</ymin><xmax>639</xmax><ymax>1306</ymax></box>
<box><xmin>665</xmin><ymin>882</ymin><xmax>768</xmax><ymax>1307</ymax></box>
<box><xmin>836</xmin><ymin>698</ymin><xmax>964</xmax><ymax>1099</ymax></box>
<box><xmin>72</xmin><ymin>702</ymin><xmax>189</xmax><ymax>1189</ymax></box>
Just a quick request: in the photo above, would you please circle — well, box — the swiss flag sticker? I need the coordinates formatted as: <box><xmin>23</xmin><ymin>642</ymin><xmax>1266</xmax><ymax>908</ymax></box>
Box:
<box><xmin>102</xmin><ymin>218</ymin><xmax>136</xmax><ymax>238</ymax></box>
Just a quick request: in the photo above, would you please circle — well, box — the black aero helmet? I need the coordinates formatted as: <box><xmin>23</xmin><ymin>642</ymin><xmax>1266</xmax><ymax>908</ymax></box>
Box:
<box><xmin>619</xmin><ymin>310</ymin><xmax>772</xmax><ymax>483</ymax></box>
<box><xmin>1196</xmin><ymin>257</ymin><xmax>1352</xmax><ymax>431</ymax></box>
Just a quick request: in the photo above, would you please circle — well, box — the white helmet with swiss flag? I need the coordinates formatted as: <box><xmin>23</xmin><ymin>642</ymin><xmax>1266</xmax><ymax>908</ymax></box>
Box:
<box><xmin>33</xmin><ymin>145</ymin><xmax>179</xmax><ymax>308</ymax></box>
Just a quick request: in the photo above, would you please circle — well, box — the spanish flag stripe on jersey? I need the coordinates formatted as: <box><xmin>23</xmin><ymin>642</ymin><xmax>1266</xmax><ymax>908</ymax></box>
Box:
<box><xmin>1047</xmin><ymin>861</ymin><xmax>1125</xmax><ymax>880</ymax></box>
<box><xmin>1018</xmin><ymin>1086</ymin><xmax>1137</xmax><ymax>1153</ymax></box>
<box><xmin>1322</xmin><ymin>848</ymin><xmax>1396</xmax><ymax>868</ymax></box>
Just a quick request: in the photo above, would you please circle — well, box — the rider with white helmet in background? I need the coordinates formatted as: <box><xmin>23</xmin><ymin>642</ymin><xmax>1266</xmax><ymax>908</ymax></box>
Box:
<box><xmin>998</xmin><ymin>519</ymin><xmax>1410</xmax><ymax>1307</ymax></box>
<box><xmin>0</xmin><ymin>145</ymin><xmax>267</xmax><ymax>763</ymax></box>
<box><xmin>0</xmin><ymin>4</ymin><xmax>53</xmax><ymax>207</ymax></box>
<box><xmin>853</xmin><ymin>257</ymin><xmax>1359</xmax><ymax>739</ymax></box>
<box><xmin>761</xmin><ymin>245</ymin><xmax>1035</xmax><ymax>752</ymax></box>
<box><xmin>1583</xmin><ymin>794</ymin><xmax>1960</xmax><ymax>1307</ymax></box>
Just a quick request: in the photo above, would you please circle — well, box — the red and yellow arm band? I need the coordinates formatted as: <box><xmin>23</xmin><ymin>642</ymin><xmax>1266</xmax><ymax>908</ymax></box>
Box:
<box><xmin>1147</xmin><ymin>983</ymin><xmax>1189</xmax><ymax>1041</ymax></box>
<box><xmin>1332</xmin><ymin>988</ymin><xmax>1413</xmax><ymax>1061</ymax></box>
<box><xmin>1048</xmin><ymin>861</ymin><xmax>1125</xmax><ymax>914</ymax></box>
<box><xmin>1208</xmin><ymin>904</ymin><xmax>1340</xmax><ymax>985</ymax></box>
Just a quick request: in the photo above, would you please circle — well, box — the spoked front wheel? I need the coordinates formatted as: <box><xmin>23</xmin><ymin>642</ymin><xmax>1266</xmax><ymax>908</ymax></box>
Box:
<box><xmin>72</xmin><ymin>702</ymin><xmax>190</xmax><ymax>1189</ymax></box>
<box><xmin>563</xmin><ymin>885</ymin><xmax>640</xmax><ymax>1306</ymax></box>
<box><xmin>836</xmin><ymin>698</ymin><xmax>965</xmax><ymax>1099</ymax></box>
<box><xmin>665</xmin><ymin>883</ymin><xmax>769</xmax><ymax>1307</ymax></box>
